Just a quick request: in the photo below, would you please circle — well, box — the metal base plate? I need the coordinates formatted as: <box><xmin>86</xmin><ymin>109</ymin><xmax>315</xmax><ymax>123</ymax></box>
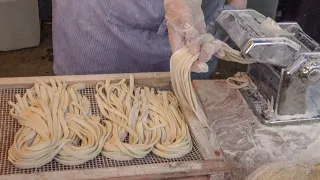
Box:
<box><xmin>240</xmin><ymin>88</ymin><xmax>320</xmax><ymax>126</ymax></box>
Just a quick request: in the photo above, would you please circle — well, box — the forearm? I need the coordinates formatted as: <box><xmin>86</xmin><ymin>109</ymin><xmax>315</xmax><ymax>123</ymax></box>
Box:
<box><xmin>228</xmin><ymin>0</ymin><xmax>247</xmax><ymax>9</ymax></box>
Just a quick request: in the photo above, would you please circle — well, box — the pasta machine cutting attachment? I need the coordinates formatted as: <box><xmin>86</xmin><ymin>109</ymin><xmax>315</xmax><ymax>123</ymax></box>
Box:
<box><xmin>217</xmin><ymin>9</ymin><xmax>320</xmax><ymax>125</ymax></box>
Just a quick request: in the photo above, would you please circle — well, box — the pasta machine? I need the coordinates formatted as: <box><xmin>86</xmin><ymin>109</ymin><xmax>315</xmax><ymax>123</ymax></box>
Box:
<box><xmin>216</xmin><ymin>9</ymin><xmax>320</xmax><ymax>125</ymax></box>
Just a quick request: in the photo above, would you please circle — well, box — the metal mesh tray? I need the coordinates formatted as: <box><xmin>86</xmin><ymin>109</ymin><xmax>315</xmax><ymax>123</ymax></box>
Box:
<box><xmin>0</xmin><ymin>87</ymin><xmax>204</xmax><ymax>175</ymax></box>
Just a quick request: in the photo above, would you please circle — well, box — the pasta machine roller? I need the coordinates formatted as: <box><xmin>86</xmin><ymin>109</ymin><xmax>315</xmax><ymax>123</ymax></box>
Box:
<box><xmin>216</xmin><ymin>9</ymin><xmax>320</xmax><ymax>125</ymax></box>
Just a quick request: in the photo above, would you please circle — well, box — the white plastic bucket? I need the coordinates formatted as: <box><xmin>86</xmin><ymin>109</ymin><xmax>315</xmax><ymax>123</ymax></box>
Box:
<box><xmin>0</xmin><ymin>0</ymin><xmax>40</xmax><ymax>51</ymax></box>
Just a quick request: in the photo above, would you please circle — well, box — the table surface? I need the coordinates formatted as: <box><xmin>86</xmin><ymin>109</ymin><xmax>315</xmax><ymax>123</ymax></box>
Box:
<box><xmin>194</xmin><ymin>80</ymin><xmax>320</xmax><ymax>180</ymax></box>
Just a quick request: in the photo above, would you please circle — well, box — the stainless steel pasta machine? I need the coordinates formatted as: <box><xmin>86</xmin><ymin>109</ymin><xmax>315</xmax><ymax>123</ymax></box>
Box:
<box><xmin>216</xmin><ymin>9</ymin><xmax>320</xmax><ymax>125</ymax></box>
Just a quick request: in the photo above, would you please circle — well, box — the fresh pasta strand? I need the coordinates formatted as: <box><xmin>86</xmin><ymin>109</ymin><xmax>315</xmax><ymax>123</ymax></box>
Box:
<box><xmin>55</xmin><ymin>84</ymin><xmax>111</xmax><ymax>165</ymax></box>
<box><xmin>170</xmin><ymin>34</ymin><xmax>252</xmax><ymax>130</ymax></box>
<box><xmin>96</xmin><ymin>76</ymin><xmax>160</xmax><ymax>160</ymax></box>
<box><xmin>8</xmin><ymin>79</ymin><xmax>110</xmax><ymax>168</ymax></box>
<box><xmin>8</xmin><ymin>79</ymin><xmax>71</xmax><ymax>169</ymax></box>
<box><xmin>95</xmin><ymin>75</ymin><xmax>192</xmax><ymax>160</ymax></box>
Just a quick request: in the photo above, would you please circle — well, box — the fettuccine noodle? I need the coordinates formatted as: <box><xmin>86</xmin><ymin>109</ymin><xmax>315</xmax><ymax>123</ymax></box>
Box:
<box><xmin>95</xmin><ymin>75</ymin><xmax>192</xmax><ymax>160</ymax></box>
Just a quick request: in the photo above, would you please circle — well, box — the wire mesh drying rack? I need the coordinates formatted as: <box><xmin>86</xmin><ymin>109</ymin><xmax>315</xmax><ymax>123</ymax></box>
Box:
<box><xmin>0</xmin><ymin>72</ymin><xmax>229</xmax><ymax>180</ymax></box>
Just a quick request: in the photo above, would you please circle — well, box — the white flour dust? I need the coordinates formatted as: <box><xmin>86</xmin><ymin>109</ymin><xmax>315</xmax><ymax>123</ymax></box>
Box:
<box><xmin>194</xmin><ymin>80</ymin><xmax>320</xmax><ymax>180</ymax></box>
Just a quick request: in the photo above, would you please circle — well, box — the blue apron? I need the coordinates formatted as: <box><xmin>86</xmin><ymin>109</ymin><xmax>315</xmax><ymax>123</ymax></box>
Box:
<box><xmin>52</xmin><ymin>0</ymin><xmax>234</xmax><ymax>78</ymax></box>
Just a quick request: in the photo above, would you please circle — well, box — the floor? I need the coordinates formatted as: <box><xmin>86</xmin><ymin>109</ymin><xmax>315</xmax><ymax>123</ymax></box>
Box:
<box><xmin>0</xmin><ymin>24</ymin><xmax>54</xmax><ymax>78</ymax></box>
<box><xmin>0</xmin><ymin>24</ymin><xmax>246</xmax><ymax>79</ymax></box>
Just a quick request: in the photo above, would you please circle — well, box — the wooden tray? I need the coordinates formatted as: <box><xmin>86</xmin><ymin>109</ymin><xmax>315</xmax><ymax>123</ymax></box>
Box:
<box><xmin>0</xmin><ymin>72</ymin><xmax>229</xmax><ymax>180</ymax></box>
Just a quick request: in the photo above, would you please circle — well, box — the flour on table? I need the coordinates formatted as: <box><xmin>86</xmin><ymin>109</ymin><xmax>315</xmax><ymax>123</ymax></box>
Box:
<box><xmin>194</xmin><ymin>80</ymin><xmax>320</xmax><ymax>180</ymax></box>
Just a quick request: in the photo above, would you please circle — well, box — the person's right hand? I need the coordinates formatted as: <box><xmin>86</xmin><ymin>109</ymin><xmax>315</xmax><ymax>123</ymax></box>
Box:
<box><xmin>164</xmin><ymin>0</ymin><xmax>223</xmax><ymax>73</ymax></box>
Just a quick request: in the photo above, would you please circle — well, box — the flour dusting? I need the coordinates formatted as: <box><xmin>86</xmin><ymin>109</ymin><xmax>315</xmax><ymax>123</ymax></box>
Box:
<box><xmin>194</xmin><ymin>80</ymin><xmax>320</xmax><ymax>180</ymax></box>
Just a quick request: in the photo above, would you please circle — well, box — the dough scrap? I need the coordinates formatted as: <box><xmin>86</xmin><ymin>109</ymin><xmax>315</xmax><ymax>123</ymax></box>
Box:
<box><xmin>226</xmin><ymin>72</ymin><xmax>257</xmax><ymax>90</ymax></box>
<box><xmin>246</xmin><ymin>161</ymin><xmax>320</xmax><ymax>180</ymax></box>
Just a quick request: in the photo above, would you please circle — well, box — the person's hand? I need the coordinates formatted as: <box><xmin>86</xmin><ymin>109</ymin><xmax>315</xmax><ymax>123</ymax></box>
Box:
<box><xmin>164</xmin><ymin>0</ymin><xmax>204</xmax><ymax>53</ymax></box>
<box><xmin>192</xmin><ymin>34</ymin><xmax>225</xmax><ymax>73</ymax></box>
<box><xmin>228</xmin><ymin>0</ymin><xmax>247</xmax><ymax>9</ymax></box>
<box><xmin>164</xmin><ymin>0</ymin><xmax>222</xmax><ymax>73</ymax></box>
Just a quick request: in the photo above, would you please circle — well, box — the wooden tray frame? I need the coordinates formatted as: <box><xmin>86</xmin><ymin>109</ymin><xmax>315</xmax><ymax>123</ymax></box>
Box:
<box><xmin>0</xmin><ymin>72</ymin><xmax>230</xmax><ymax>180</ymax></box>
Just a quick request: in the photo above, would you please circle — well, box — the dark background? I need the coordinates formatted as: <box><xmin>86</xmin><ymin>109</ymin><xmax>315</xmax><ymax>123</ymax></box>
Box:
<box><xmin>277</xmin><ymin>0</ymin><xmax>320</xmax><ymax>43</ymax></box>
<box><xmin>39</xmin><ymin>0</ymin><xmax>52</xmax><ymax>22</ymax></box>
